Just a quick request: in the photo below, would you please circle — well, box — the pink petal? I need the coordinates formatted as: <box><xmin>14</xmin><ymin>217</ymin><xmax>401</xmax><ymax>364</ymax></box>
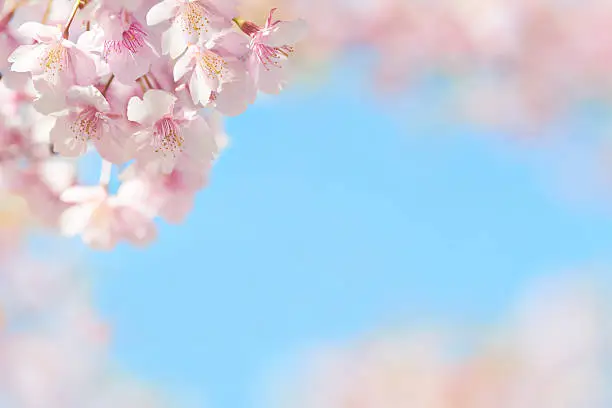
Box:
<box><xmin>161</xmin><ymin>20</ymin><xmax>187</xmax><ymax>58</ymax></box>
<box><xmin>266</xmin><ymin>19</ymin><xmax>307</xmax><ymax>47</ymax></box>
<box><xmin>107</xmin><ymin>45</ymin><xmax>154</xmax><ymax>84</ymax></box>
<box><xmin>93</xmin><ymin>125</ymin><xmax>133</xmax><ymax>164</ymax></box>
<box><xmin>70</xmin><ymin>47</ymin><xmax>98</xmax><ymax>86</ymax></box>
<box><xmin>50</xmin><ymin>115</ymin><xmax>89</xmax><ymax>158</ymax></box>
<box><xmin>17</xmin><ymin>22</ymin><xmax>60</xmax><ymax>42</ymax></box>
<box><xmin>66</xmin><ymin>85</ymin><xmax>110</xmax><ymax>112</ymax></box>
<box><xmin>59</xmin><ymin>204</ymin><xmax>95</xmax><ymax>237</ymax></box>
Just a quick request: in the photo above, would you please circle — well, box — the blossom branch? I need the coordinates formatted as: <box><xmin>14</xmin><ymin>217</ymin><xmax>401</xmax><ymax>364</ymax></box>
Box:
<box><xmin>101</xmin><ymin>74</ymin><xmax>114</xmax><ymax>95</ymax></box>
<box><xmin>62</xmin><ymin>0</ymin><xmax>82</xmax><ymax>38</ymax></box>
<box><xmin>1</xmin><ymin>0</ymin><xmax>305</xmax><ymax>249</ymax></box>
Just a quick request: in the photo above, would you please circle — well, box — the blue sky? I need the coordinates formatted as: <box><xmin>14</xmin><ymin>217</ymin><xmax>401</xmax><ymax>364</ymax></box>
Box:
<box><xmin>85</xmin><ymin>62</ymin><xmax>612</xmax><ymax>408</ymax></box>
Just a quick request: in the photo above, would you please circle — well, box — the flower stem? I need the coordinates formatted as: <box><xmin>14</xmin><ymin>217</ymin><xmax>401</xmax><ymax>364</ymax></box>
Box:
<box><xmin>62</xmin><ymin>0</ymin><xmax>81</xmax><ymax>39</ymax></box>
<box><xmin>142</xmin><ymin>74</ymin><xmax>153</xmax><ymax>89</ymax></box>
<box><xmin>148</xmin><ymin>72</ymin><xmax>162</xmax><ymax>89</ymax></box>
<box><xmin>137</xmin><ymin>77</ymin><xmax>146</xmax><ymax>93</ymax></box>
<box><xmin>102</xmin><ymin>74</ymin><xmax>114</xmax><ymax>96</ymax></box>
<box><xmin>99</xmin><ymin>159</ymin><xmax>112</xmax><ymax>187</ymax></box>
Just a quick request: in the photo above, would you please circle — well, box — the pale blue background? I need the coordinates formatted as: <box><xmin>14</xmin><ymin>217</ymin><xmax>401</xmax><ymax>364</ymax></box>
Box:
<box><xmin>85</xmin><ymin>63</ymin><xmax>612</xmax><ymax>408</ymax></box>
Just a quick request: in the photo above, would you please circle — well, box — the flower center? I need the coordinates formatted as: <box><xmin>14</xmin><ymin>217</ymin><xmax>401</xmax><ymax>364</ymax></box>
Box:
<box><xmin>39</xmin><ymin>43</ymin><xmax>68</xmax><ymax>82</ymax></box>
<box><xmin>70</xmin><ymin>107</ymin><xmax>102</xmax><ymax>142</ymax></box>
<box><xmin>153</xmin><ymin>117</ymin><xmax>184</xmax><ymax>154</ymax></box>
<box><xmin>178</xmin><ymin>2</ymin><xmax>210</xmax><ymax>35</ymax></box>
<box><xmin>253</xmin><ymin>43</ymin><xmax>294</xmax><ymax>70</ymax></box>
<box><xmin>103</xmin><ymin>19</ymin><xmax>148</xmax><ymax>59</ymax></box>
<box><xmin>197</xmin><ymin>50</ymin><xmax>226</xmax><ymax>79</ymax></box>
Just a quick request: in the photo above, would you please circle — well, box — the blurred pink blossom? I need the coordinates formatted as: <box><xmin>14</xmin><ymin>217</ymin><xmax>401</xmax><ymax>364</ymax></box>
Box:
<box><xmin>271</xmin><ymin>275</ymin><xmax>612</xmax><ymax>408</ymax></box>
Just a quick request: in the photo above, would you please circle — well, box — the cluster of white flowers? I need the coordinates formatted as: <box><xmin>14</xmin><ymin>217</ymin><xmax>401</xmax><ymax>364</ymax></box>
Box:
<box><xmin>0</xmin><ymin>0</ymin><xmax>306</xmax><ymax>249</ymax></box>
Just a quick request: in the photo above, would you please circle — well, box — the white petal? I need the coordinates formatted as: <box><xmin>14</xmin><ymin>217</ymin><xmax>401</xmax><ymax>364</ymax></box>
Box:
<box><xmin>30</xmin><ymin>114</ymin><xmax>57</xmax><ymax>144</ymax></box>
<box><xmin>127</xmin><ymin>96</ymin><xmax>149</xmax><ymax>125</ymax></box>
<box><xmin>76</xmin><ymin>29</ymin><xmax>105</xmax><ymax>51</ymax></box>
<box><xmin>66</xmin><ymin>85</ymin><xmax>110</xmax><ymax>112</ymax></box>
<box><xmin>59</xmin><ymin>204</ymin><xmax>95</xmax><ymax>237</ymax></box>
<box><xmin>147</xmin><ymin>0</ymin><xmax>179</xmax><ymax>26</ymax></box>
<box><xmin>32</xmin><ymin>78</ymin><xmax>67</xmax><ymax>115</ymax></box>
<box><xmin>17</xmin><ymin>22</ymin><xmax>60</xmax><ymax>42</ymax></box>
<box><xmin>142</xmin><ymin>89</ymin><xmax>177</xmax><ymax>120</ymax></box>
<box><xmin>39</xmin><ymin>159</ymin><xmax>76</xmax><ymax>193</ymax></box>
<box><xmin>173</xmin><ymin>48</ymin><xmax>194</xmax><ymax>81</ymax></box>
<box><xmin>9</xmin><ymin>44</ymin><xmax>44</xmax><ymax>73</ymax></box>
<box><xmin>60</xmin><ymin>185</ymin><xmax>106</xmax><ymax>204</ymax></box>
<box><xmin>161</xmin><ymin>21</ymin><xmax>187</xmax><ymax>59</ymax></box>
<box><xmin>189</xmin><ymin>67</ymin><xmax>214</xmax><ymax>105</ymax></box>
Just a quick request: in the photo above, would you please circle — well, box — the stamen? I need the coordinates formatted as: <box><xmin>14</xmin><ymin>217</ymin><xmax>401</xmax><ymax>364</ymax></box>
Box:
<box><xmin>39</xmin><ymin>43</ymin><xmax>67</xmax><ymax>82</ymax></box>
<box><xmin>153</xmin><ymin>117</ymin><xmax>183</xmax><ymax>154</ymax></box>
<box><xmin>70</xmin><ymin>107</ymin><xmax>101</xmax><ymax>141</ymax></box>
<box><xmin>197</xmin><ymin>50</ymin><xmax>227</xmax><ymax>79</ymax></box>
<box><xmin>253</xmin><ymin>43</ymin><xmax>294</xmax><ymax>70</ymax></box>
<box><xmin>103</xmin><ymin>21</ymin><xmax>147</xmax><ymax>58</ymax></box>
<box><xmin>179</xmin><ymin>2</ymin><xmax>210</xmax><ymax>35</ymax></box>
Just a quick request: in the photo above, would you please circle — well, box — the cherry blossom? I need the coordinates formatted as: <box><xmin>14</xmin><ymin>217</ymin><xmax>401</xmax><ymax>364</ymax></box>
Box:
<box><xmin>0</xmin><ymin>0</ymin><xmax>306</xmax><ymax>249</ymax></box>
<box><xmin>8</xmin><ymin>22</ymin><xmax>96</xmax><ymax>87</ymax></box>
<box><xmin>146</xmin><ymin>0</ymin><xmax>238</xmax><ymax>58</ymax></box>
<box><xmin>49</xmin><ymin>85</ymin><xmax>131</xmax><ymax>163</ymax></box>
<box><xmin>235</xmin><ymin>8</ymin><xmax>307</xmax><ymax>94</ymax></box>
<box><xmin>173</xmin><ymin>29</ymin><xmax>251</xmax><ymax>107</ymax></box>
<box><xmin>60</xmin><ymin>183</ymin><xmax>156</xmax><ymax>250</ymax></box>
<box><xmin>96</xmin><ymin>7</ymin><xmax>159</xmax><ymax>84</ymax></box>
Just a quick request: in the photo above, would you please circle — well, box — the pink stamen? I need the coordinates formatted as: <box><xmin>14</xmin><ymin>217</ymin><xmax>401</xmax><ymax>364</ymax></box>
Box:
<box><xmin>103</xmin><ymin>21</ymin><xmax>148</xmax><ymax>58</ymax></box>
<box><xmin>253</xmin><ymin>43</ymin><xmax>294</xmax><ymax>70</ymax></box>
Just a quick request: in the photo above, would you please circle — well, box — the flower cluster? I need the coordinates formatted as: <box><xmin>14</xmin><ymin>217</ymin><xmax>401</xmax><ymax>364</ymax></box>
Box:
<box><xmin>0</xmin><ymin>0</ymin><xmax>306</xmax><ymax>249</ymax></box>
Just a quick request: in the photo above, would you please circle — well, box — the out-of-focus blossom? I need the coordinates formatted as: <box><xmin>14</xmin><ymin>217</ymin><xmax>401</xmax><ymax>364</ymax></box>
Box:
<box><xmin>0</xmin><ymin>196</ymin><xmax>177</xmax><ymax>407</ymax></box>
<box><xmin>238</xmin><ymin>0</ymin><xmax>612</xmax><ymax>131</ymax></box>
<box><xmin>271</xmin><ymin>275</ymin><xmax>612</xmax><ymax>408</ymax></box>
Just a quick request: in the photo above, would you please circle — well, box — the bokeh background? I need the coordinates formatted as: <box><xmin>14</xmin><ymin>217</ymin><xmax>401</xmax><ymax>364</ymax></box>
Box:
<box><xmin>6</xmin><ymin>0</ymin><xmax>612</xmax><ymax>407</ymax></box>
